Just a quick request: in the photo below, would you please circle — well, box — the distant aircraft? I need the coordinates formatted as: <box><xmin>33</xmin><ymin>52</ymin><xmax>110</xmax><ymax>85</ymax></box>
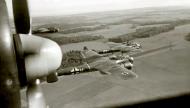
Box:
<box><xmin>97</xmin><ymin>42</ymin><xmax>142</xmax><ymax>54</ymax></box>
<box><xmin>109</xmin><ymin>54</ymin><xmax>133</xmax><ymax>61</ymax></box>
<box><xmin>58</xmin><ymin>47</ymin><xmax>137</xmax><ymax>80</ymax></box>
<box><xmin>122</xmin><ymin>41</ymin><xmax>142</xmax><ymax>49</ymax></box>
<box><xmin>32</xmin><ymin>27</ymin><xmax>59</xmax><ymax>34</ymax></box>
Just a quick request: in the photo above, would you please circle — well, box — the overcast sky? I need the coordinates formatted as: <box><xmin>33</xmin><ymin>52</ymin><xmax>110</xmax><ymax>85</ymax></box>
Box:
<box><xmin>6</xmin><ymin>0</ymin><xmax>190</xmax><ymax>16</ymax></box>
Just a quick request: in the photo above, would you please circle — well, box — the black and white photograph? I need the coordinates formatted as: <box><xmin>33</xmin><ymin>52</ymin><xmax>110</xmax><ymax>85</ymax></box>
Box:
<box><xmin>0</xmin><ymin>0</ymin><xmax>190</xmax><ymax>108</ymax></box>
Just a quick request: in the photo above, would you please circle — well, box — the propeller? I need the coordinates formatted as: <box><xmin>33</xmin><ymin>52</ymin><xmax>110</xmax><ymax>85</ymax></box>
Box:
<box><xmin>27</xmin><ymin>79</ymin><xmax>46</xmax><ymax>108</ymax></box>
<box><xmin>12</xmin><ymin>0</ymin><xmax>62</xmax><ymax>108</ymax></box>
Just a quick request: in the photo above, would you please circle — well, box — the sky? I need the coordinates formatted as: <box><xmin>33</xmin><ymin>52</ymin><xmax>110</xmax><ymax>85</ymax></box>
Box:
<box><xmin>5</xmin><ymin>0</ymin><xmax>190</xmax><ymax>16</ymax></box>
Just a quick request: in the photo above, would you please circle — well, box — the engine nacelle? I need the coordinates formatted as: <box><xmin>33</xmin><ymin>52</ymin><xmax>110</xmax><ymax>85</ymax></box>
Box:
<box><xmin>69</xmin><ymin>63</ymin><xmax>96</xmax><ymax>74</ymax></box>
<box><xmin>128</xmin><ymin>57</ymin><xmax>134</xmax><ymax>63</ymax></box>
<box><xmin>124</xmin><ymin>62</ymin><xmax>133</xmax><ymax>70</ymax></box>
<box><xmin>116</xmin><ymin>59</ymin><xmax>128</xmax><ymax>64</ymax></box>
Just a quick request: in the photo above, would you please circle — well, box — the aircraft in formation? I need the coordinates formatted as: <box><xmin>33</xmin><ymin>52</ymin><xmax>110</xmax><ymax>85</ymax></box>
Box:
<box><xmin>1</xmin><ymin>0</ymin><xmax>187</xmax><ymax>107</ymax></box>
<box><xmin>32</xmin><ymin>27</ymin><xmax>59</xmax><ymax>34</ymax></box>
<box><xmin>58</xmin><ymin>47</ymin><xmax>137</xmax><ymax>80</ymax></box>
<box><xmin>96</xmin><ymin>41</ymin><xmax>142</xmax><ymax>54</ymax></box>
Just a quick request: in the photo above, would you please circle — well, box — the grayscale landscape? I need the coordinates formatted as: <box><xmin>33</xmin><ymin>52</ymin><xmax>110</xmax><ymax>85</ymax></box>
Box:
<box><xmin>21</xmin><ymin>6</ymin><xmax>190</xmax><ymax>108</ymax></box>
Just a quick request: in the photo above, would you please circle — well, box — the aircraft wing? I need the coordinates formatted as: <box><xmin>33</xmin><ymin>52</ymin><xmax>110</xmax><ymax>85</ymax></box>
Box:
<box><xmin>107</xmin><ymin>42</ymin><xmax>120</xmax><ymax>48</ymax></box>
<box><xmin>89</xmin><ymin>58</ymin><xmax>137</xmax><ymax>80</ymax></box>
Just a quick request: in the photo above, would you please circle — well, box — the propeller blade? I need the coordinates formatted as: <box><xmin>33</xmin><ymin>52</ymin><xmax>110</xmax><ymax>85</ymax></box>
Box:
<box><xmin>27</xmin><ymin>79</ymin><xmax>47</xmax><ymax>108</ymax></box>
<box><xmin>0</xmin><ymin>1</ymin><xmax>21</xmax><ymax>107</ymax></box>
<box><xmin>12</xmin><ymin>0</ymin><xmax>31</xmax><ymax>34</ymax></box>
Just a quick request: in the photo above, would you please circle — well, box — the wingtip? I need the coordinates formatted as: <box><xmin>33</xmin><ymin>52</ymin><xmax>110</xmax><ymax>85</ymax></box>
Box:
<box><xmin>121</xmin><ymin>71</ymin><xmax>138</xmax><ymax>80</ymax></box>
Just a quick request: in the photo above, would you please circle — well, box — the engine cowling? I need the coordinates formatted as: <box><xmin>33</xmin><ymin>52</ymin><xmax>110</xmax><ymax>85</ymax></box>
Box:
<box><xmin>128</xmin><ymin>57</ymin><xmax>134</xmax><ymax>63</ymax></box>
<box><xmin>124</xmin><ymin>62</ymin><xmax>133</xmax><ymax>70</ymax></box>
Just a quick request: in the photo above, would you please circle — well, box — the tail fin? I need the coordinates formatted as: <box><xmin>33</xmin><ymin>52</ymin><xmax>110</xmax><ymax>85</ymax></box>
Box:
<box><xmin>83</xmin><ymin>46</ymin><xmax>89</xmax><ymax>51</ymax></box>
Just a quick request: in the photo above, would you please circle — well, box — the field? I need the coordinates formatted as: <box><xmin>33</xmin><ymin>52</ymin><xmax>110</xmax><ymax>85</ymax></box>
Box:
<box><xmin>21</xmin><ymin>6</ymin><xmax>190</xmax><ymax>108</ymax></box>
<box><xmin>33</xmin><ymin>6</ymin><xmax>190</xmax><ymax>45</ymax></box>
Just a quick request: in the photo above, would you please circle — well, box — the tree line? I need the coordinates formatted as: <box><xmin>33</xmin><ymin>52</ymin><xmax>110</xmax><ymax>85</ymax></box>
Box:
<box><xmin>109</xmin><ymin>24</ymin><xmax>175</xmax><ymax>43</ymax></box>
<box><xmin>51</xmin><ymin>35</ymin><xmax>104</xmax><ymax>45</ymax></box>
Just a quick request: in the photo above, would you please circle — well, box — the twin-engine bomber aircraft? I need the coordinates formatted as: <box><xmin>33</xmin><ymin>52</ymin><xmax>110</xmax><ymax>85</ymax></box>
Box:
<box><xmin>58</xmin><ymin>47</ymin><xmax>138</xmax><ymax>80</ymax></box>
